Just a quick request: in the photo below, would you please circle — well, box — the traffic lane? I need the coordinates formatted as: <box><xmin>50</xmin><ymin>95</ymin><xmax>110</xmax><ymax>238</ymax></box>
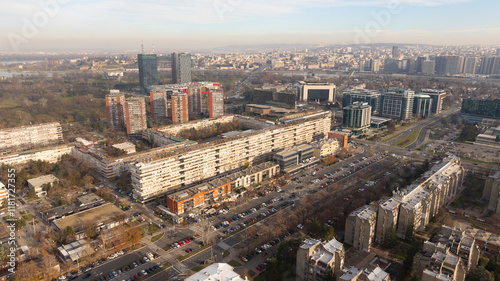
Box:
<box><xmin>182</xmin><ymin>244</ymin><xmax>225</xmax><ymax>269</ymax></box>
<box><xmin>157</xmin><ymin>228</ymin><xmax>193</xmax><ymax>250</ymax></box>
<box><xmin>143</xmin><ymin>267</ymin><xmax>180</xmax><ymax>281</ymax></box>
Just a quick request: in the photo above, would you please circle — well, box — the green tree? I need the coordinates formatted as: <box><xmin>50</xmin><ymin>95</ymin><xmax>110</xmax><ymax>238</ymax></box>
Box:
<box><xmin>155</xmin><ymin>195</ymin><xmax>160</xmax><ymax>205</ymax></box>
<box><xmin>65</xmin><ymin>226</ymin><xmax>75</xmax><ymax>236</ymax></box>
<box><xmin>383</xmin><ymin>226</ymin><xmax>398</xmax><ymax>248</ymax></box>
<box><xmin>323</xmin><ymin>266</ymin><xmax>336</xmax><ymax>281</ymax></box>
<box><xmin>27</xmin><ymin>187</ymin><xmax>36</xmax><ymax>199</ymax></box>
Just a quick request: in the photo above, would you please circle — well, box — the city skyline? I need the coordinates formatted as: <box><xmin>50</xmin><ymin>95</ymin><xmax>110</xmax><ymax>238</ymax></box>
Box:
<box><xmin>2</xmin><ymin>0</ymin><xmax>500</xmax><ymax>52</ymax></box>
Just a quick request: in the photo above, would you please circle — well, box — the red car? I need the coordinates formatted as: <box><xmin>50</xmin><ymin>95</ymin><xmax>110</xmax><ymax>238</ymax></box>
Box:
<box><xmin>256</xmin><ymin>265</ymin><xmax>263</xmax><ymax>271</ymax></box>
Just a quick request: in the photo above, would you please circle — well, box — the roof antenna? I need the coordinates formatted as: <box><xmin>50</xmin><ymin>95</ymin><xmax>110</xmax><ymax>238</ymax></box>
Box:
<box><xmin>141</xmin><ymin>40</ymin><xmax>144</xmax><ymax>54</ymax></box>
<box><xmin>152</xmin><ymin>43</ymin><xmax>155</xmax><ymax>54</ymax></box>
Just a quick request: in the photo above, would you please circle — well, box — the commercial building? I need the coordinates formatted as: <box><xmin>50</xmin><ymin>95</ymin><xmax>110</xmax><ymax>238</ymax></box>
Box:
<box><xmin>379</xmin><ymin>89</ymin><xmax>415</xmax><ymax>120</ymax></box>
<box><xmin>245</xmin><ymin>104</ymin><xmax>290</xmax><ymax>116</ymax></box>
<box><xmin>57</xmin><ymin>239</ymin><xmax>94</xmax><ymax>263</ymax></box>
<box><xmin>171</xmin><ymin>92</ymin><xmax>189</xmax><ymax>124</ymax></box>
<box><xmin>0</xmin><ymin>122</ymin><xmax>63</xmax><ymax>153</ymax></box>
<box><xmin>342</xmin><ymin>89</ymin><xmax>381</xmax><ymax>114</ymax></box>
<box><xmin>345</xmin><ymin>205</ymin><xmax>377</xmax><ymax>252</ymax></box>
<box><xmin>413</xmin><ymin>94</ymin><xmax>433</xmax><ymax>118</ymax></box>
<box><xmin>342</xmin><ymin>102</ymin><xmax>372</xmax><ymax>132</ymax></box>
<box><xmin>150</xmin><ymin>91</ymin><xmax>168</xmax><ymax>119</ymax></box>
<box><xmin>311</xmin><ymin>139</ymin><xmax>340</xmax><ymax>159</ymax></box>
<box><xmin>172</xmin><ymin>52</ymin><xmax>192</xmax><ymax>84</ymax></box>
<box><xmin>461</xmin><ymin>99</ymin><xmax>500</xmax><ymax>126</ymax></box>
<box><xmin>166</xmin><ymin>162</ymin><xmax>279</xmax><ymax>215</ymax></box>
<box><xmin>421</xmin><ymin>89</ymin><xmax>446</xmax><ymax>114</ymax></box>
<box><xmin>27</xmin><ymin>174</ymin><xmax>58</xmax><ymax>197</ymax></box>
<box><xmin>250</xmin><ymin>89</ymin><xmax>296</xmax><ymax>109</ymax></box>
<box><xmin>208</xmin><ymin>90</ymin><xmax>224</xmax><ymax>118</ymax></box>
<box><xmin>296</xmin><ymin>238</ymin><xmax>345</xmax><ymax>281</ymax></box>
<box><xmin>392</xmin><ymin>46</ymin><xmax>400</xmax><ymax>58</ymax></box>
<box><xmin>124</xmin><ymin>97</ymin><xmax>147</xmax><ymax>134</ymax></box>
<box><xmin>105</xmin><ymin>91</ymin><xmax>125</xmax><ymax>130</ymax></box>
<box><xmin>328</xmin><ymin>130</ymin><xmax>351</xmax><ymax>149</ymax></box>
<box><xmin>128</xmin><ymin>112</ymin><xmax>331</xmax><ymax>202</ymax></box>
<box><xmin>298</xmin><ymin>81</ymin><xmax>336</xmax><ymax>103</ymax></box>
<box><xmin>483</xmin><ymin>169</ymin><xmax>500</xmax><ymax>215</ymax></box>
<box><xmin>475</xmin><ymin>125</ymin><xmax>500</xmax><ymax>147</ymax></box>
<box><xmin>0</xmin><ymin>145</ymin><xmax>71</xmax><ymax>166</ymax></box>
<box><xmin>370</xmin><ymin>116</ymin><xmax>391</xmax><ymax>129</ymax></box>
<box><xmin>52</xmin><ymin>203</ymin><xmax>125</xmax><ymax>240</ymax></box>
<box><xmin>138</xmin><ymin>53</ymin><xmax>159</xmax><ymax>95</ymax></box>
<box><xmin>274</xmin><ymin>144</ymin><xmax>316</xmax><ymax>173</ymax></box>
<box><xmin>186</xmin><ymin>263</ymin><xmax>247</xmax><ymax>281</ymax></box>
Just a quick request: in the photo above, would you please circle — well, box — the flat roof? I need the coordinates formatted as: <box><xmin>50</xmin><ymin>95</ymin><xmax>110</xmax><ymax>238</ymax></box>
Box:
<box><xmin>53</xmin><ymin>203</ymin><xmax>122</xmax><ymax>232</ymax></box>
<box><xmin>27</xmin><ymin>174</ymin><xmax>58</xmax><ymax>187</ymax></box>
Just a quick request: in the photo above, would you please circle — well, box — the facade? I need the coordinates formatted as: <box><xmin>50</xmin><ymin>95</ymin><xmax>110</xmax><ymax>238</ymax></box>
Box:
<box><xmin>209</xmin><ymin>90</ymin><xmax>224</xmax><ymax>118</ymax></box>
<box><xmin>171</xmin><ymin>92</ymin><xmax>189</xmax><ymax>124</ymax></box>
<box><xmin>0</xmin><ymin>145</ymin><xmax>71</xmax><ymax>166</ymax></box>
<box><xmin>421</xmin><ymin>89</ymin><xmax>446</xmax><ymax>114</ymax></box>
<box><xmin>298</xmin><ymin>81</ymin><xmax>336</xmax><ymax>103</ymax></box>
<box><xmin>345</xmin><ymin>205</ymin><xmax>377</xmax><ymax>252</ymax></box>
<box><xmin>0</xmin><ymin>182</ymin><xmax>7</xmax><ymax>202</ymax></box>
<box><xmin>129</xmin><ymin>112</ymin><xmax>331</xmax><ymax>202</ymax></box>
<box><xmin>111</xmin><ymin>142</ymin><xmax>136</xmax><ymax>154</ymax></box>
<box><xmin>435</xmin><ymin>56</ymin><xmax>463</xmax><ymax>76</ymax></box>
<box><xmin>296</xmin><ymin>238</ymin><xmax>345</xmax><ymax>281</ymax></box>
<box><xmin>186</xmin><ymin>263</ymin><xmax>247</xmax><ymax>281</ymax></box>
<box><xmin>166</xmin><ymin>162</ymin><xmax>279</xmax><ymax>214</ymax></box>
<box><xmin>462</xmin><ymin>57</ymin><xmax>477</xmax><ymax>74</ymax></box>
<box><xmin>124</xmin><ymin>97</ymin><xmax>147</xmax><ymax>134</ymax></box>
<box><xmin>150</xmin><ymin>91</ymin><xmax>168</xmax><ymax>118</ymax></box>
<box><xmin>375</xmin><ymin>157</ymin><xmax>464</xmax><ymax>244</ymax></box>
<box><xmin>421</xmin><ymin>60</ymin><xmax>436</xmax><ymax>75</ymax></box>
<box><xmin>392</xmin><ymin>46</ymin><xmax>399</xmax><ymax>58</ymax></box>
<box><xmin>138</xmin><ymin>54</ymin><xmax>159</xmax><ymax>95</ymax></box>
<box><xmin>414</xmin><ymin>241</ymin><xmax>466</xmax><ymax>281</ymax></box>
<box><xmin>311</xmin><ymin>139</ymin><xmax>340</xmax><ymax>159</ymax></box>
<box><xmin>328</xmin><ymin>130</ymin><xmax>351</xmax><ymax>149</ymax></box>
<box><xmin>461</xmin><ymin>99</ymin><xmax>500</xmax><ymax>120</ymax></box>
<box><xmin>342</xmin><ymin>102</ymin><xmax>372</xmax><ymax>131</ymax></box>
<box><xmin>437</xmin><ymin>226</ymin><xmax>480</xmax><ymax>272</ymax></box>
<box><xmin>274</xmin><ymin>144</ymin><xmax>315</xmax><ymax>173</ymax></box>
<box><xmin>379</xmin><ymin>89</ymin><xmax>415</xmax><ymax>120</ymax></box>
<box><xmin>172</xmin><ymin>52</ymin><xmax>192</xmax><ymax>84</ymax></box>
<box><xmin>0</xmin><ymin>122</ymin><xmax>63</xmax><ymax>153</ymax></box>
<box><xmin>475</xmin><ymin>125</ymin><xmax>500</xmax><ymax>147</ymax></box>
<box><xmin>483</xmin><ymin>169</ymin><xmax>500</xmax><ymax>215</ymax></box>
<box><xmin>479</xmin><ymin>56</ymin><xmax>500</xmax><ymax>75</ymax></box>
<box><xmin>105</xmin><ymin>91</ymin><xmax>125</xmax><ymax>130</ymax></box>
<box><xmin>413</xmin><ymin>94</ymin><xmax>433</xmax><ymax>118</ymax></box>
<box><xmin>27</xmin><ymin>174</ymin><xmax>58</xmax><ymax>197</ymax></box>
<box><xmin>342</xmin><ymin>89</ymin><xmax>381</xmax><ymax>114</ymax></box>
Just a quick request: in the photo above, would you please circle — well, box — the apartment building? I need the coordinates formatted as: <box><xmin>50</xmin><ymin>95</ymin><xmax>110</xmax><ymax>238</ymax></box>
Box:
<box><xmin>105</xmin><ymin>91</ymin><xmax>125</xmax><ymax>130</ymax></box>
<box><xmin>0</xmin><ymin>145</ymin><xmax>71</xmax><ymax>166</ymax></box>
<box><xmin>124</xmin><ymin>97</ymin><xmax>147</xmax><ymax>135</ymax></box>
<box><xmin>373</xmin><ymin>157</ymin><xmax>463</xmax><ymax>245</ymax></box>
<box><xmin>150</xmin><ymin>91</ymin><xmax>168</xmax><ymax>119</ymax></box>
<box><xmin>0</xmin><ymin>182</ymin><xmax>8</xmax><ymax>202</ymax></box>
<box><xmin>0</xmin><ymin>122</ymin><xmax>63</xmax><ymax>153</ymax></box>
<box><xmin>311</xmin><ymin>139</ymin><xmax>340</xmax><ymax>159</ymax></box>
<box><xmin>296</xmin><ymin>238</ymin><xmax>345</xmax><ymax>281</ymax></box>
<box><xmin>129</xmin><ymin>112</ymin><xmax>331</xmax><ymax>202</ymax></box>
<box><xmin>340</xmin><ymin>266</ymin><xmax>391</xmax><ymax>281</ymax></box>
<box><xmin>437</xmin><ymin>226</ymin><xmax>480</xmax><ymax>272</ymax></box>
<box><xmin>414</xmin><ymin>241</ymin><xmax>466</xmax><ymax>281</ymax></box>
<box><xmin>345</xmin><ymin>205</ymin><xmax>377</xmax><ymax>252</ymax></box>
<box><xmin>482</xmin><ymin>169</ymin><xmax>500</xmax><ymax>215</ymax></box>
<box><xmin>171</xmin><ymin>92</ymin><xmax>189</xmax><ymax>124</ymax></box>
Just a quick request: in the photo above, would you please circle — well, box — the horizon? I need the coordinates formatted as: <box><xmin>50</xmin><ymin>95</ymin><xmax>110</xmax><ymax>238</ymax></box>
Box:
<box><xmin>2</xmin><ymin>0</ymin><xmax>500</xmax><ymax>53</ymax></box>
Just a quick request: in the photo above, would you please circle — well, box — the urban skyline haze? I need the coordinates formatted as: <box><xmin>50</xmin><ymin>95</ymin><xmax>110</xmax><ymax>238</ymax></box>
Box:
<box><xmin>1</xmin><ymin>0</ymin><xmax>500</xmax><ymax>52</ymax></box>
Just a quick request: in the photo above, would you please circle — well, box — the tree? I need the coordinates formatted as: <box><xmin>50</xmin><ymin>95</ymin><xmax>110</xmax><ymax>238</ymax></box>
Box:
<box><xmin>40</xmin><ymin>251</ymin><xmax>60</xmax><ymax>280</ymax></box>
<box><xmin>496</xmin><ymin>135</ymin><xmax>500</xmax><ymax>143</ymax></box>
<box><xmin>127</xmin><ymin>225</ymin><xmax>142</xmax><ymax>246</ymax></box>
<box><xmin>323</xmin><ymin>266</ymin><xmax>336</xmax><ymax>281</ymax></box>
<box><xmin>65</xmin><ymin>226</ymin><xmax>76</xmax><ymax>243</ymax></box>
<box><xmin>466</xmin><ymin>265</ymin><xmax>494</xmax><ymax>281</ymax></box>
<box><xmin>27</xmin><ymin>187</ymin><xmax>36</xmax><ymax>199</ymax></box>
<box><xmin>198</xmin><ymin>219</ymin><xmax>214</xmax><ymax>246</ymax></box>
<box><xmin>387</xmin><ymin>121</ymin><xmax>396</xmax><ymax>133</ymax></box>
<box><xmin>383</xmin><ymin>226</ymin><xmax>398</xmax><ymax>248</ymax></box>
<box><xmin>155</xmin><ymin>195</ymin><xmax>160</xmax><ymax>205</ymax></box>
<box><xmin>14</xmin><ymin>260</ymin><xmax>41</xmax><ymax>281</ymax></box>
<box><xmin>322</xmin><ymin>155</ymin><xmax>338</xmax><ymax>165</ymax></box>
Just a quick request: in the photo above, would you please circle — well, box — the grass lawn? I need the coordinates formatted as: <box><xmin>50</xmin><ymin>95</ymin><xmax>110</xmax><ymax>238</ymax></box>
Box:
<box><xmin>191</xmin><ymin>265</ymin><xmax>208</xmax><ymax>272</ymax></box>
<box><xmin>394</xmin><ymin>126</ymin><xmax>423</xmax><ymax>147</ymax></box>
<box><xmin>151</xmin><ymin>233</ymin><xmax>164</xmax><ymax>243</ymax></box>
<box><xmin>227</xmin><ymin>260</ymin><xmax>242</xmax><ymax>267</ymax></box>
<box><xmin>383</xmin><ymin>131</ymin><xmax>404</xmax><ymax>143</ymax></box>
<box><xmin>461</xmin><ymin>157</ymin><xmax>499</xmax><ymax>166</ymax></box>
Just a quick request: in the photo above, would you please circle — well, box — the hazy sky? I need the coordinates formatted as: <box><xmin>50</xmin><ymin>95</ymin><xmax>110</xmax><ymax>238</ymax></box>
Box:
<box><xmin>1</xmin><ymin>0</ymin><xmax>500</xmax><ymax>52</ymax></box>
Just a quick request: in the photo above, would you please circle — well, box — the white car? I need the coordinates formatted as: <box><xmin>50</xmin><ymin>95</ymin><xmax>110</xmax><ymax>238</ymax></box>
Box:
<box><xmin>141</xmin><ymin>270</ymin><xmax>148</xmax><ymax>275</ymax></box>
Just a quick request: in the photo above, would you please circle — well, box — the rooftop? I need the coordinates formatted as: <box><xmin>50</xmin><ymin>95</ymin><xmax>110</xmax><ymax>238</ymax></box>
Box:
<box><xmin>27</xmin><ymin>174</ymin><xmax>58</xmax><ymax>187</ymax></box>
<box><xmin>53</xmin><ymin>203</ymin><xmax>122</xmax><ymax>232</ymax></box>
<box><xmin>185</xmin><ymin>263</ymin><xmax>247</xmax><ymax>281</ymax></box>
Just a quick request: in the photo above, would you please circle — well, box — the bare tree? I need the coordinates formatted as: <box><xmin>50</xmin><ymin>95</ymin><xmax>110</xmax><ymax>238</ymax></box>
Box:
<box><xmin>15</xmin><ymin>260</ymin><xmax>41</xmax><ymax>281</ymax></box>
<box><xmin>198</xmin><ymin>219</ymin><xmax>214</xmax><ymax>246</ymax></box>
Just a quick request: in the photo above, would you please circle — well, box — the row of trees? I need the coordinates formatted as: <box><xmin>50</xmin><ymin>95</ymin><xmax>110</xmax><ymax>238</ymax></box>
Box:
<box><xmin>177</xmin><ymin>120</ymin><xmax>243</xmax><ymax>141</ymax></box>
